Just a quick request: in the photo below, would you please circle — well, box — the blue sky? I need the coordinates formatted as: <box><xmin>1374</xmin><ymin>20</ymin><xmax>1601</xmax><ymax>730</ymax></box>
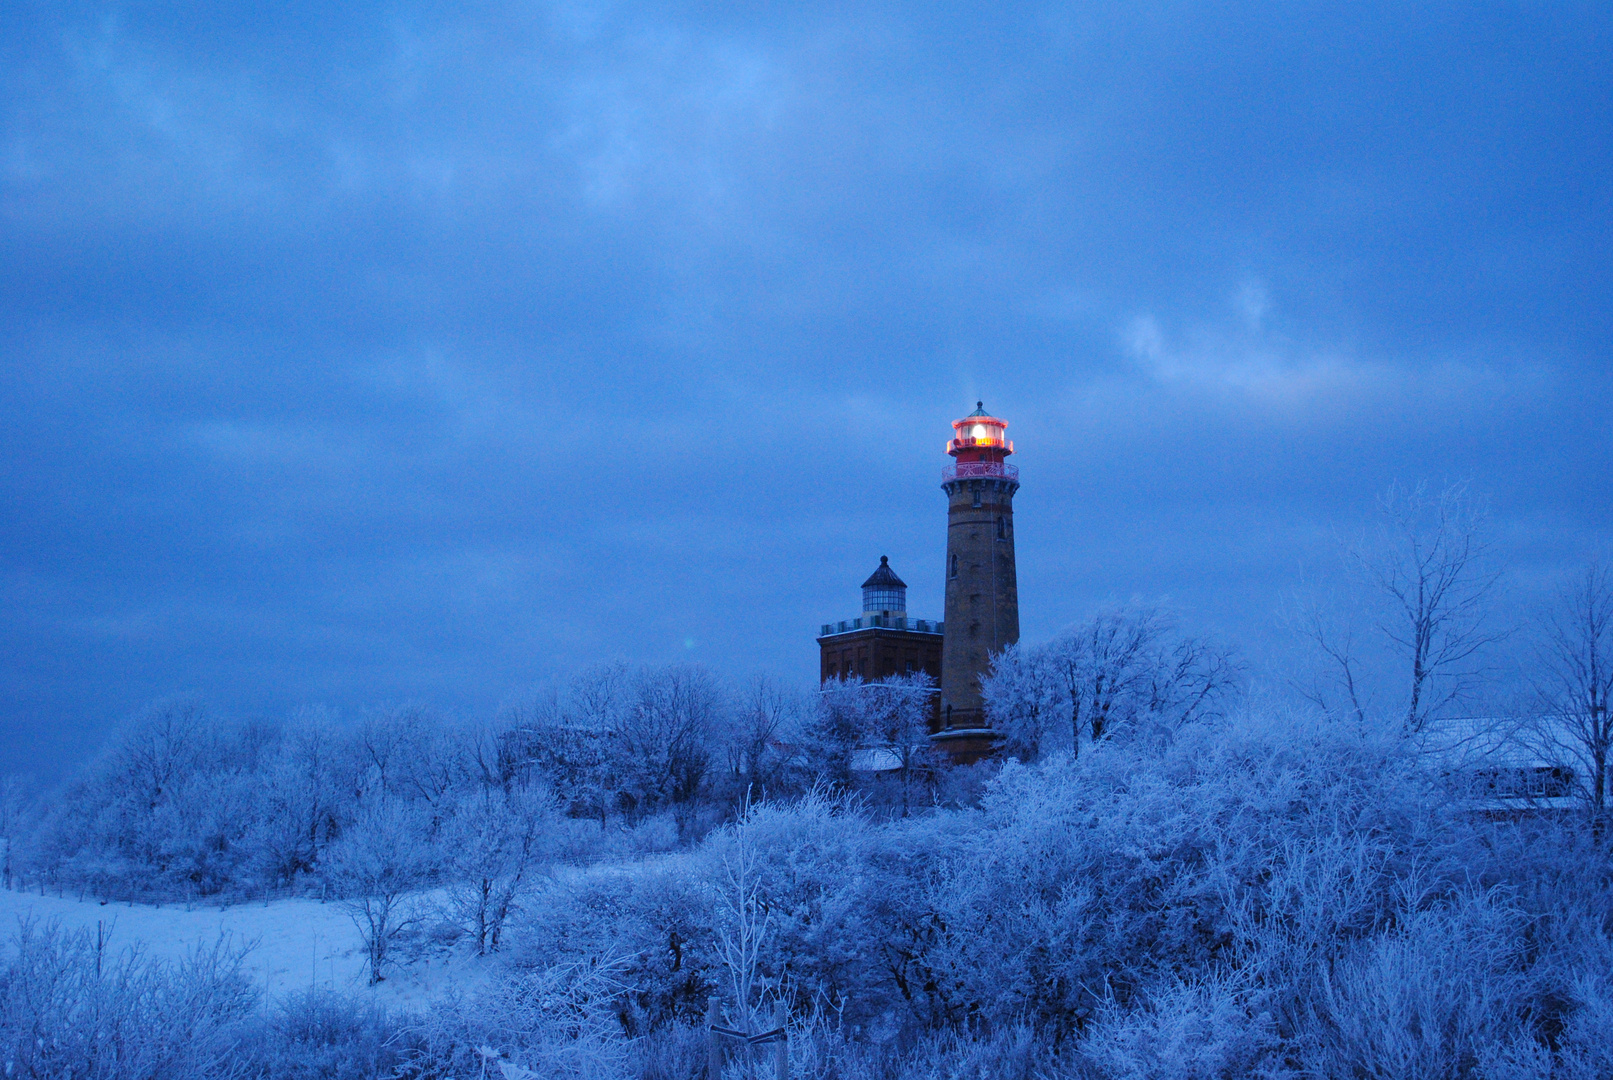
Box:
<box><xmin>2</xmin><ymin>1</ymin><xmax>1610</xmax><ymax>775</ymax></box>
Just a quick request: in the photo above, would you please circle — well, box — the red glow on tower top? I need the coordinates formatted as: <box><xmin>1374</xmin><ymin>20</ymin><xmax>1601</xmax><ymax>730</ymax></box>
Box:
<box><xmin>946</xmin><ymin>402</ymin><xmax>1013</xmax><ymax>461</ymax></box>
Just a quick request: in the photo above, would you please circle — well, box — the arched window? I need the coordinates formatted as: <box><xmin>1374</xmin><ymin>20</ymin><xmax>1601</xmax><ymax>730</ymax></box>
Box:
<box><xmin>950</xmin><ymin>553</ymin><xmax>958</xmax><ymax>578</ymax></box>
<box><xmin>996</xmin><ymin>516</ymin><xmax>1006</xmax><ymax>539</ymax></box>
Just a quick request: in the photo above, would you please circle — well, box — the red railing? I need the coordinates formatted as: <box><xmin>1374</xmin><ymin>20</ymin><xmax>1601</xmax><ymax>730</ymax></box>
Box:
<box><xmin>942</xmin><ymin>461</ymin><xmax>1019</xmax><ymax>483</ymax></box>
<box><xmin>946</xmin><ymin>437</ymin><xmax>1014</xmax><ymax>454</ymax></box>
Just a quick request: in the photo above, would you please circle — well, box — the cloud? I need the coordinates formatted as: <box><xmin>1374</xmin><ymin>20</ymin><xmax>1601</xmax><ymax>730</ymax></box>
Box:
<box><xmin>1118</xmin><ymin>302</ymin><xmax>1540</xmax><ymax>426</ymax></box>
<box><xmin>0</xmin><ymin>0</ymin><xmax>1608</xmax><ymax>778</ymax></box>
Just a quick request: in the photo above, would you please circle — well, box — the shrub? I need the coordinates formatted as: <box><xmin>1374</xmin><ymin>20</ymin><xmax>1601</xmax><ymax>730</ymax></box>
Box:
<box><xmin>0</xmin><ymin>919</ymin><xmax>257</xmax><ymax>1080</ymax></box>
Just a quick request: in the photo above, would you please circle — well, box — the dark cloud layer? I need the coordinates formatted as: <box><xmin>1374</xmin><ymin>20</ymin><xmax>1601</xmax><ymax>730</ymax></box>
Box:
<box><xmin>3</xmin><ymin>1</ymin><xmax>1610</xmax><ymax>775</ymax></box>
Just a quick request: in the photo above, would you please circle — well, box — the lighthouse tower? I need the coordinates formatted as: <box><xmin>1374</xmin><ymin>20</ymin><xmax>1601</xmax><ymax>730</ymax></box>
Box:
<box><xmin>935</xmin><ymin>402</ymin><xmax>1020</xmax><ymax>758</ymax></box>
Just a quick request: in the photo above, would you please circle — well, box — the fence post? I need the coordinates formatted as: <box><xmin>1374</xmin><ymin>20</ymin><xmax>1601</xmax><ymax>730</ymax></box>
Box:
<box><xmin>773</xmin><ymin>1000</ymin><xmax>788</xmax><ymax>1080</ymax></box>
<box><xmin>707</xmin><ymin>999</ymin><xmax>722</xmax><ymax>1079</ymax></box>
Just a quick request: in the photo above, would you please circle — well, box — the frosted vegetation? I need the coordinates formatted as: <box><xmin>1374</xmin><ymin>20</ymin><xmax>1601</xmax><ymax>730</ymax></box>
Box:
<box><xmin>1</xmin><ymin>484</ymin><xmax>1610</xmax><ymax>1078</ymax></box>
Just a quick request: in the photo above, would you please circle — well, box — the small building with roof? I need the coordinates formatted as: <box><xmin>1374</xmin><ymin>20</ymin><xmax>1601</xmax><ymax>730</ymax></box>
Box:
<box><xmin>1419</xmin><ymin>714</ymin><xmax>1582</xmax><ymax>815</ymax></box>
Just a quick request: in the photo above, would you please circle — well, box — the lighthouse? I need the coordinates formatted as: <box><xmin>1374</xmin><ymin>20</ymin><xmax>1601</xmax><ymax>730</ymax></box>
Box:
<box><xmin>935</xmin><ymin>402</ymin><xmax>1020</xmax><ymax>758</ymax></box>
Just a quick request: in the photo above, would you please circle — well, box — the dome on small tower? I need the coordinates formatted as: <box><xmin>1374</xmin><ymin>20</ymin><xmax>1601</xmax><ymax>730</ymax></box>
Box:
<box><xmin>861</xmin><ymin>555</ymin><xmax>907</xmax><ymax>614</ymax></box>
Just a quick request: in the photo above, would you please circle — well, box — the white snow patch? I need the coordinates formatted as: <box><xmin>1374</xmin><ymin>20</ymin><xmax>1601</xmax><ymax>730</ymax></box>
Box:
<box><xmin>0</xmin><ymin>887</ymin><xmax>492</xmax><ymax>1010</ymax></box>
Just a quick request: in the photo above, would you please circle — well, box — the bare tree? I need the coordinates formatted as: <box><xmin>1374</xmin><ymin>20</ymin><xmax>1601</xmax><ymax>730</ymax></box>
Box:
<box><xmin>1144</xmin><ymin>634</ymin><xmax>1243</xmax><ymax>727</ymax></box>
<box><xmin>252</xmin><ymin>710</ymin><xmax>343</xmax><ymax>888</ymax></box>
<box><xmin>504</xmin><ymin>674</ymin><xmax>619</xmax><ymax>827</ymax></box>
<box><xmin>1294</xmin><ymin>482</ymin><xmax>1506</xmax><ymax>731</ymax></box>
<box><xmin>357</xmin><ymin>706</ymin><xmax>430</xmax><ymax>804</ymax></box>
<box><xmin>1285</xmin><ymin>588</ymin><xmax>1371</xmax><ymax>724</ymax></box>
<box><xmin>396</xmin><ymin>719</ymin><xmax>462</xmax><ymax>820</ymax></box>
<box><xmin>1353</xmin><ymin>481</ymin><xmax>1506</xmax><ymax>734</ymax></box>
<box><xmin>111</xmin><ymin>697</ymin><xmax>212</xmax><ymax>811</ymax></box>
<box><xmin>1531</xmin><ymin>562</ymin><xmax>1613</xmax><ymax>825</ymax></box>
<box><xmin>807</xmin><ymin>677</ymin><xmax>870</xmax><ymax>786</ymax></box>
<box><xmin>443</xmin><ymin>784</ymin><xmax>556</xmax><ymax>954</ymax></box>
<box><xmin>713</xmin><ymin>802</ymin><xmax>778</xmax><ymax>1049</ymax></box>
<box><xmin>0</xmin><ymin>776</ymin><xmax>29</xmax><ymax>890</ymax></box>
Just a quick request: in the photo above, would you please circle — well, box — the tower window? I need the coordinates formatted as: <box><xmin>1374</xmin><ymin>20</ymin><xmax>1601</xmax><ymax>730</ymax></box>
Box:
<box><xmin>997</xmin><ymin>516</ymin><xmax>1007</xmax><ymax>539</ymax></box>
<box><xmin>864</xmin><ymin>587</ymin><xmax>905</xmax><ymax>612</ymax></box>
<box><xmin>949</xmin><ymin>553</ymin><xmax>958</xmax><ymax>578</ymax></box>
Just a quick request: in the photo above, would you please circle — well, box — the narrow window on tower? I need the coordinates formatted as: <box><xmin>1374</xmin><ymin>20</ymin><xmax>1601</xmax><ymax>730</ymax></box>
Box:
<box><xmin>996</xmin><ymin>516</ymin><xmax>1006</xmax><ymax>539</ymax></box>
<box><xmin>949</xmin><ymin>553</ymin><xmax>958</xmax><ymax>578</ymax></box>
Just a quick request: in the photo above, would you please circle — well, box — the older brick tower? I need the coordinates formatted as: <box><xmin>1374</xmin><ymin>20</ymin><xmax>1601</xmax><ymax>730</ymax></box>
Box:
<box><xmin>934</xmin><ymin>403</ymin><xmax>1019</xmax><ymax>759</ymax></box>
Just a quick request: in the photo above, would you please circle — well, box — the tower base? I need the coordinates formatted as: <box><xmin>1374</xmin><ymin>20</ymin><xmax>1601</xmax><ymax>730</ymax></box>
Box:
<box><xmin>928</xmin><ymin>727</ymin><xmax>1002</xmax><ymax>765</ymax></box>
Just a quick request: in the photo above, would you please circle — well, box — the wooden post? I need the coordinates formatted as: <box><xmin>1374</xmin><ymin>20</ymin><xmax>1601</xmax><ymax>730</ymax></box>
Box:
<box><xmin>772</xmin><ymin>1000</ymin><xmax>788</xmax><ymax>1080</ymax></box>
<box><xmin>707</xmin><ymin>999</ymin><xmax>723</xmax><ymax>1079</ymax></box>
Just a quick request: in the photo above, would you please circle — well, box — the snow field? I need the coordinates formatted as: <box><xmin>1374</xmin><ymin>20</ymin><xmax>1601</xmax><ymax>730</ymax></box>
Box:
<box><xmin>0</xmin><ymin>887</ymin><xmax>487</xmax><ymax>1011</ymax></box>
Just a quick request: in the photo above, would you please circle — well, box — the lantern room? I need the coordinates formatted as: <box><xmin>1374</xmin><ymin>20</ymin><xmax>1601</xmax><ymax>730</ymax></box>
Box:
<box><xmin>861</xmin><ymin>555</ymin><xmax>907</xmax><ymax>614</ymax></box>
<box><xmin>947</xmin><ymin>402</ymin><xmax>1013</xmax><ymax>462</ymax></box>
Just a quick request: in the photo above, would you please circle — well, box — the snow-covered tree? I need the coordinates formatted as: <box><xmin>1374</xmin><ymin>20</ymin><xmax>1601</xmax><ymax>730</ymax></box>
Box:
<box><xmin>250</xmin><ymin>708</ymin><xmax>345</xmax><ymax>888</ymax></box>
<box><xmin>985</xmin><ymin>607</ymin><xmax>1238</xmax><ymax>760</ymax></box>
<box><xmin>613</xmin><ymin>666</ymin><xmax>724</xmax><ymax>836</ymax></box>
<box><xmin>724</xmin><ymin>675</ymin><xmax>807</xmax><ymax>804</ymax></box>
<box><xmin>1531</xmin><ymin>561</ymin><xmax>1613</xmax><ymax>825</ymax></box>
<box><xmin>981</xmin><ymin>642</ymin><xmax>1062</xmax><ymax>761</ymax></box>
<box><xmin>443</xmin><ymin>784</ymin><xmax>557</xmax><ymax>954</ymax></box>
<box><xmin>861</xmin><ymin>672</ymin><xmax>938</xmax><ymax>816</ymax></box>
<box><xmin>321</xmin><ymin>800</ymin><xmax>432</xmax><ymax>984</ymax></box>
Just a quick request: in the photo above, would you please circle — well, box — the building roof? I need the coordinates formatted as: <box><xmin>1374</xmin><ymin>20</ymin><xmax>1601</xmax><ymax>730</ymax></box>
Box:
<box><xmin>966</xmin><ymin>401</ymin><xmax>992</xmax><ymax>417</ymax></box>
<box><xmin>1418</xmin><ymin>714</ymin><xmax>1584</xmax><ymax>812</ymax></box>
<box><xmin>861</xmin><ymin>555</ymin><xmax>907</xmax><ymax>590</ymax></box>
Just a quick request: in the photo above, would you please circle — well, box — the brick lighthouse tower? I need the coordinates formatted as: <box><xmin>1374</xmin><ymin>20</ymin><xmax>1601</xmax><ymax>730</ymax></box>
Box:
<box><xmin>934</xmin><ymin>402</ymin><xmax>1020</xmax><ymax>759</ymax></box>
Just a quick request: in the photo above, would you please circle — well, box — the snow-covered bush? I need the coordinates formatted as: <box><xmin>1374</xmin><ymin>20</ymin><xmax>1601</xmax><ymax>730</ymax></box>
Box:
<box><xmin>510</xmin><ymin>855</ymin><xmax>717</xmax><ymax>1032</ymax></box>
<box><xmin>13</xmin><ymin>676</ymin><xmax>1613</xmax><ymax>1079</ymax></box>
<box><xmin>1301</xmin><ymin>890</ymin><xmax>1541</xmax><ymax>1079</ymax></box>
<box><xmin>236</xmin><ymin>988</ymin><xmax>401</xmax><ymax>1080</ymax></box>
<box><xmin>1079</xmin><ymin>972</ymin><xmax>1276</xmax><ymax>1080</ymax></box>
<box><xmin>400</xmin><ymin>954</ymin><xmax>636</xmax><ymax>1080</ymax></box>
<box><xmin>708</xmin><ymin>788</ymin><xmax>885</xmax><ymax>1020</ymax></box>
<box><xmin>825</xmin><ymin>713</ymin><xmax>1475</xmax><ymax>1048</ymax></box>
<box><xmin>0</xmin><ymin>919</ymin><xmax>258</xmax><ymax>1079</ymax></box>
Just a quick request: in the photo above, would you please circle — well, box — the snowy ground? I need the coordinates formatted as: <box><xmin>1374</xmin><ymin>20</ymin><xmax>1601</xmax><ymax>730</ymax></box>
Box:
<box><xmin>0</xmin><ymin>886</ymin><xmax>491</xmax><ymax>1011</ymax></box>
